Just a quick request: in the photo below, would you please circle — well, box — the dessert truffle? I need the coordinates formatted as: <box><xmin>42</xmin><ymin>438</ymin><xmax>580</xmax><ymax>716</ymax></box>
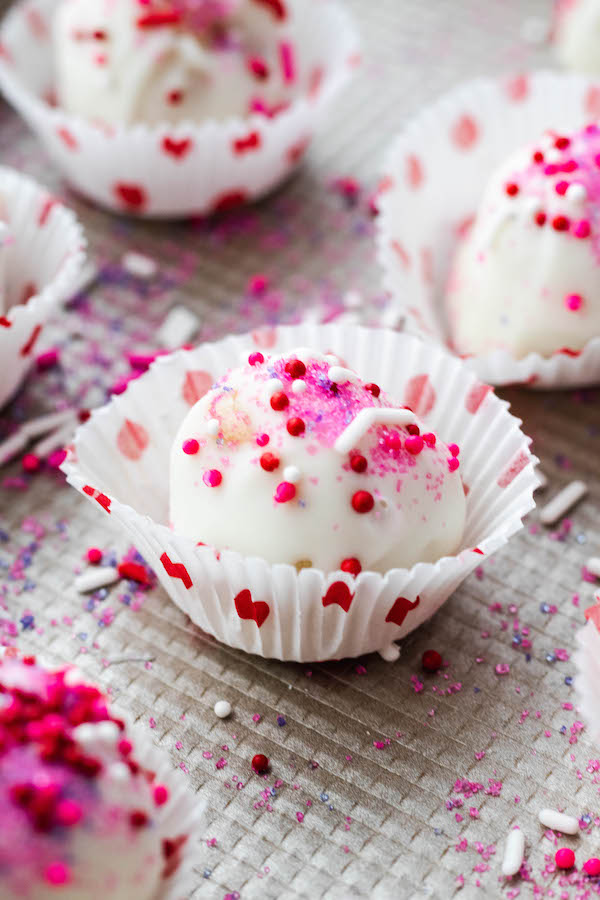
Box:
<box><xmin>446</xmin><ymin>123</ymin><xmax>600</xmax><ymax>359</ymax></box>
<box><xmin>555</xmin><ymin>0</ymin><xmax>600</xmax><ymax>75</ymax></box>
<box><xmin>53</xmin><ymin>0</ymin><xmax>297</xmax><ymax>126</ymax></box>
<box><xmin>169</xmin><ymin>348</ymin><xmax>466</xmax><ymax>573</ymax></box>
<box><xmin>0</xmin><ymin>653</ymin><xmax>186</xmax><ymax>899</ymax></box>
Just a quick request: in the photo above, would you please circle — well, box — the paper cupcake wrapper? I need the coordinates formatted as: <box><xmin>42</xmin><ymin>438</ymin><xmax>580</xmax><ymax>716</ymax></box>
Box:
<box><xmin>0</xmin><ymin>0</ymin><xmax>359</xmax><ymax>219</ymax></box>
<box><xmin>376</xmin><ymin>70</ymin><xmax>600</xmax><ymax>389</ymax></box>
<box><xmin>62</xmin><ymin>324</ymin><xmax>537</xmax><ymax>662</ymax></box>
<box><xmin>575</xmin><ymin>614</ymin><xmax>600</xmax><ymax>746</ymax></box>
<box><xmin>0</xmin><ymin>165</ymin><xmax>86</xmax><ymax>409</ymax></box>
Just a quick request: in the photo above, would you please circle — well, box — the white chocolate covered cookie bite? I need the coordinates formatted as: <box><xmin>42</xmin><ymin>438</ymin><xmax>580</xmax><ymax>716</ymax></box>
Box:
<box><xmin>53</xmin><ymin>0</ymin><xmax>296</xmax><ymax>126</ymax></box>
<box><xmin>170</xmin><ymin>349</ymin><xmax>466</xmax><ymax>574</ymax></box>
<box><xmin>446</xmin><ymin>123</ymin><xmax>600</xmax><ymax>360</ymax></box>
<box><xmin>0</xmin><ymin>653</ymin><xmax>188</xmax><ymax>900</ymax></box>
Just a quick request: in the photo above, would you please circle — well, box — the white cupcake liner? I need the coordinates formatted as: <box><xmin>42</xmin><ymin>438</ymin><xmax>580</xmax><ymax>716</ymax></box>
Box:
<box><xmin>62</xmin><ymin>324</ymin><xmax>537</xmax><ymax>662</ymax></box>
<box><xmin>0</xmin><ymin>165</ymin><xmax>86</xmax><ymax>409</ymax></box>
<box><xmin>575</xmin><ymin>611</ymin><xmax>600</xmax><ymax>746</ymax></box>
<box><xmin>376</xmin><ymin>70</ymin><xmax>600</xmax><ymax>389</ymax></box>
<box><xmin>0</xmin><ymin>0</ymin><xmax>359</xmax><ymax>219</ymax></box>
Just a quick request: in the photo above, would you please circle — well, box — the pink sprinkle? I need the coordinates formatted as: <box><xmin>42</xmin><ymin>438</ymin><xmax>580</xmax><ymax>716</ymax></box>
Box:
<box><xmin>565</xmin><ymin>293</ymin><xmax>583</xmax><ymax>311</ymax></box>
<box><xmin>47</xmin><ymin>448</ymin><xmax>67</xmax><ymax>468</ymax></box>
<box><xmin>36</xmin><ymin>348</ymin><xmax>59</xmax><ymax>371</ymax></box>
<box><xmin>448</xmin><ymin>443</ymin><xmax>460</xmax><ymax>457</ymax></box>
<box><xmin>248</xmin><ymin>352</ymin><xmax>264</xmax><ymax>366</ymax></box>
<box><xmin>405</xmin><ymin>435</ymin><xmax>424</xmax><ymax>455</ymax></box>
<box><xmin>45</xmin><ymin>863</ymin><xmax>70</xmax><ymax>886</ymax></box>
<box><xmin>495</xmin><ymin>663</ymin><xmax>510</xmax><ymax>675</ymax></box>
<box><xmin>154</xmin><ymin>784</ymin><xmax>169</xmax><ymax>806</ymax></box>
<box><xmin>296</xmin><ymin>811</ymin><xmax>304</xmax><ymax>822</ymax></box>
<box><xmin>279</xmin><ymin>41</ymin><xmax>296</xmax><ymax>83</ymax></box>
<box><xmin>274</xmin><ymin>481</ymin><xmax>296</xmax><ymax>503</ymax></box>
<box><xmin>248</xmin><ymin>274</ymin><xmax>269</xmax><ymax>295</ymax></box>
<box><xmin>87</xmin><ymin>547</ymin><xmax>102</xmax><ymax>564</ymax></box>
<box><xmin>203</xmin><ymin>469</ymin><xmax>222</xmax><ymax>487</ymax></box>
<box><xmin>469</xmin><ymin>807</ymin><xmax>479</xmax><ymax>818</ymax></box>
<box><xmin>555</xmin><ymin>180</ymin><xmax>569</xmax><ymax>195</ymax></box>
<box><xmin>256</xmin><ymin>433</ymin><xmax>269</xmax><ymax>447</ymax></box>
<box><xmin>252</xmin><ymin>713</ymin><xmax>261</xmax><ymax>722</ymax></box>
<box><xmin>182</xmin><ymin>438</ymin><xmax>199</xmax><ymax>455</ymax></box>
<box><xmin>448</xmin><ymin>458</ymin><xmax>460</xmax><ymax>472</ymax></box>
<box><xmin>584</xmin><ymin>858</ymin><xmax>600</xmax><ymax>876</ymax></box>
<box><xmin>22</xmin><ymin>453</ymin><xmax>41</xmax><ymax>473</ymax></box>
<box><xmin>574</xmin><ymin>219</ymin><xmax>591</xmax><ymax>238</ymax></box>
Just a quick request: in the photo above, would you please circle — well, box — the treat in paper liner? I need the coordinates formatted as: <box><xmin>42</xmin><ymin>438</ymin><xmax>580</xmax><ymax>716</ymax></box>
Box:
<box><xmin>0</xmin><ymin>166</ymin><xmax>86</xmax><ymax>409</ymax></box>
<box><xmin>0</xmin><ymin>0</ymin><xmax>359</xmax><ymax>219</ymax></box>
<box><xmin>0</xmin><ymin>648</ymin><xmax>204</xmax><ymax>900</ymax></box>
<box><xmin>376</xmin><ymin>69</ymin><xmax>600</xmax><ymax>389</ymax></box>
<box><xmin>575</xmin><ymin>600</ymin><xmax>600</xmax><ymax>745</ymax></box>
<box><xmin>61</xmin><ymin>324</ymin><xmax>538</xmax><ymax>663</ymax></box>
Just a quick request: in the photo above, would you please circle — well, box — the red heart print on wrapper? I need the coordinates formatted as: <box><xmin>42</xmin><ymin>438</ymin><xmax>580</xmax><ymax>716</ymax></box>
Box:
<box><xmin>117</xmin><ymin>420</ymin><xmax>149</xmax><ymax>461</ymax></box>
<box><xmin>322</xmin><ymin>582</ymin><xmax>354</xmax><ymax>613</ymax></box>
<box><xmin>385</xmin><ymin>595</ymin><xmax>420</xmax><ymax>627</ymax></box>
<box><xmin>234</xmin><ymin>589</ymin><xmax>269</xmax><ymax>628</ymax></box>
<box><xmin>161</xmin><ymin>136</ymin><xmax>193</xmax><ymax>159</ymax></box>
<box><xmin>160</xmin><ymin>553</ymin><xmax>192</xmax><ymax>589</ymax></box>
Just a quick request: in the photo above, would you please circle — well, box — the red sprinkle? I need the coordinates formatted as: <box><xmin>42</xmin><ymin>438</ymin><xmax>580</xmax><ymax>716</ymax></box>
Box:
<box><xmin>22</xmin><ymin>453</ymin><xmax>41</xmax><ymax>473</ymax></box>
<box><xmin>405</xmin><ymin>435</ymin><xmax>424</xmax><ymax>455</ymax></box>
<box><xmin>532</xmin><ymin>150</ymin><xmax>544</xmax><ymax>164</ymax></box>
<box><xmin>86</xmin><ymin>547</ymin><xmax>102</xmax><ymax>565</ymax></box>
<box><xmin>260</xmin><ymin>452</ymin><xmax>280</xmax><ymax>472</ymax></box>
<box><xmin>350</xmin><ymin>454</ymin><xmax>367</xmax><ymax>473</ymax></box>
<box><xmin>252</xmin><ymin>753</ymin><xmax>270</xmax><ymax>773</ymax></box>
<box><xmin>270</xmin><ymin>391</ymin><xmax>289</xmax><ymax>411</ymax></box>
<box><xmin>555</xmin><ymin>136</ymin><xmax>570</xmax><ymax>149</ymax></box>
<box><xmin>555</xmin><ymin>848</ymin><xmax>575</xmax><ymax>870</ymax></box>
<box><xmin>422</xmin><ymin>649</ymin><xmax>443</xmax><ymax>672</ymax></box>
<box><xmin>286</xmin><ymin>417</ymin><xmax>305</xmax><ymax>436</ymax></box>
<box><xmin>552</xmin><ymin>215</ymin><xmax>570</xmax><ymax>231</ymax></box>
<box><xmin>340</xmin><ymin>557</ymin><xmax>362</xmax><ymax>577</ymax></box>
<box><xmin>351</xmin><ymin>490</ymin><xmax>374</xmax><ymax>514</ymax></box>
<box><xmin>534</xmin><ymin>211</ymin><xmax>546</xmax><ymax>227</ymax></box>
<box><xmin>505</xmin><ymin>182</ymin><xmax>519</xmax><ymax>196</ymax></box>
<box><xmin>117</xmin><ymin>562</ymin><xmax>148</xmax><ymax>584</ymax></box>
<box><xmin>422</xmin><ymin>432</ymin><xmax>436</xmax><ymax>447</ymax></box>
<box><xmin>365</xmin><ymin>383</ymin><xmax>380</xmax><ymax>397</ymax></box>
<box><xmin>284</xmin><ymin>359</ymin><xmax>306</xmax><ymax>379</ymax></box>
<box><xmin>182</xmin><ymin>438</ymin><xmax>199</xmax><ymax>455</ymax></box>
<box><xmin>247</xmin><ymin>56</ymin><xmax>269</xmax><ymax>80</ymax></box>
<box><xmin>129</xmin><ymin>810</ymin><xmax>149</xmax><ymax>829</ymax></box>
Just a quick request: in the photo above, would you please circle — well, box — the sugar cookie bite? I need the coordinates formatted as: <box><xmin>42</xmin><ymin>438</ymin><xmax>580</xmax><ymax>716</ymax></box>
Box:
<box><xmin>53</xmin><ymin>0</ymin><xmax>296</xmax><ymax>126</ymax></box>
<box><xmin>0</xmin><ymin>653</ymin><xmax>185</xmax><ymax>900</ymax></box>
<box><xmin>446</xmin><ymin>124</ymin><xmax>600</xmax><ymax>359</ymax></box>
<box><xmin>170</xmin><ymin>349</ymin><xmax>466</xmax><ymax>573</ymax></box>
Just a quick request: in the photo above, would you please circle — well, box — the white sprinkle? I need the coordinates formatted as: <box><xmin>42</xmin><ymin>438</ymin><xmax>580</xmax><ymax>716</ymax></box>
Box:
<box><xmin>343</xmin><ymin>290</ymin><xmax>362</xmax><ymax>310</ymax></box>
<box><xmin>0</xmin><ymin>430</ymin><xmax>28</xmax><ymax>467</ymax></box>
<box><xmin>157</xmin><ymin>305</ymin><xmax>200</xmax><ymax>349</ymax></box>
<box><xmin>586</xmin><ymin>557</ymin><xmax>600</xmax><ymax>578</ymax></box>
<box><xmin>334</xmin><ymin>408</ymin><xmax>416</xmax><ymax>455</ymax></box>
<box><xmin>545</xmin><ymin>148</ymin><xmax>561</xmax><ymax>165</ymax></box>
<box><xmin>265</xmin><ymin>378</ymin><xmax>283</xmax><ymax>397</ymax></box>
<box><xmin>214</xmin><ymin>700</ymin><xmax>232</xmax><ymax>719</ymax></box>
<box><xmin>22</xmin><ymin>409</ymin><xmax>76</xmax><ymax>440</ymax></box>
<box><xmin>378</xmin><ymin>643</ymin><xmax>400</xmax><ymax>662</ymax></box>
<box><xmin>566</xmin><ymin>183</ymin><xmax>586</xmax><ymax>204</ymax></box>
<box><xmin>292</xmin><ymin>380</ymin><xmax>307</xmax><ymax>395</ymax></box>
<box><xmin>32</xmin><ymin>420</ymin><xmax>76</xmax><ymax>458</ymax></box>
<box><xmin>325</xmin><ymin>354</ymin><xmax>339</xmax><ymax>365</ymax></box>
<box><xmin>122</xmin><ymin>251</ymin><xmax>157</xmax><ymax>279</ymax></box>
<box><xmin>74</xmin><ymin>566</ymin><xmax>120</xmax><ymax>593</ymax></box>
<box><xmin>206</xmin><ymin>418</ymin><xmax>220</xmax><ymax>436</ymax></box>
<box><xmin>63</xmin><ymin>668</ymin><xmax>85</xmax><ymax>686</ymax></box>
<box><xmin>283</xmin><ymin>465</ymin><xmax>301</xmax><ymax>484</ymax></box>
<box><xmin>538</xmin><ymin>808</ymin><xmax>579</xmax><ymax>834</ymax></box>
<box><xmin>540</xmin><ymin>480</ymin><xmax>588</xmax><ymax>525</ymax></box>
<box><xmin>73</xmin><ymin>724</ymin><xmax>96</xmax><ymax>745</ymax></box>
<box><xmin>108</xmin><ymin>762</ymin><xmax>131</xmax><ymax>782</ymax></box>
<box><xmin>95</xmin><ymin>721</ymin><xmax>120</xmax><ymax>743</ymax></box>
<box><xmin>328</xmin><ymin>366</ymin><xmax>360</xmax><ymax>386</ymax></box>
<box><xmin>502</xmin><ymin>827</ymin><xmax>525</xmax><ymax>876</ymax></box>
<box><xmin>534</xmin><ymin>468</ymin><xmax>548</xmax><ymax>491</ymax></box>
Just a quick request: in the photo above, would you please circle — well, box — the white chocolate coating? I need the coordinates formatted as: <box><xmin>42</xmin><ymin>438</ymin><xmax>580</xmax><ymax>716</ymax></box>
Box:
<box><xmin>555</xmin><ymin>0</ymin><xmax>600</xmax><ymax>75</ymax></box>
<box><xmin>53</xmin><ymin>0</ymin><xmax>296</xmax><ymax>126</ymax></box>
<box><xmin>446</xmin><ymin>124</ymin><xmax>600</xmax><ymax>359</ymax></box>
<box><xmin>170</xmin><ymin>349</ymin><xmax>466</xmax><ymax>573</ymax></box>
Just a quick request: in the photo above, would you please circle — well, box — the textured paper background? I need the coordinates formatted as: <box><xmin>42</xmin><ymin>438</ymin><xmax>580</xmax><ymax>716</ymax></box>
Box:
<box><xmin>1</xmin><ymin>1</ymin><xmax>600</xmax><ymax>897</ymax></box>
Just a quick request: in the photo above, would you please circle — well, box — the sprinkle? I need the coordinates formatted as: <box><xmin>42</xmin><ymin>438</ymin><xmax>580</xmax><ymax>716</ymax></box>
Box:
<box><xmin>286</xmin><ymin>417</ymin><xmax>305</xmax><ymax>436</ymax></box>
<box><xmin>565</xmin><ymin>293</ymin><xmax>583</xmax><ymax>312</ymax></box>
<box><xmin>274</xmin><ymin>481</ymin><xmax>296</xmax><ymax>503</ymax></box>
<box><xmin>405</xmin><ymin>435</ymin><xmax>424</xmax><ymax>455</ymax></box>
<box><xmin>335</xmin><ymin>408</ymin><xmax>415</xmax><ymax>455</ymax></box>
<box><xmin>292</xmin><ymin>380</ymin><xmax>307</xmax><ymax>395</ymax></box>
<box><xmin>551</xmin><ymin>215</ymin><xmax>570</xmax><ymax>231</ymax></box>
<box><xmin>206</xmin><ymin>419</ymin><xmax>220</xmax><ymax>436</ymax></box>
<box><xmin>555</xmin><ymin>847</ymin><xmax>575</xmax><ymax>870</ymax></box>
<box><xmin>214</xmin><ymin>700</ymin><xmax>232</xmax><ymax>719</ymax></box>
<box><xmin>247</xmin><ymin>274</ymin><xmax>269</xmax><ymax>295</ymax></box>
<box><xmin>252</xmin><ymin>753</ymin><xmax>269</xmax><ymax>773</ymax></box>
<box><xmin>256</xmin><ymin>433</ymin><xmax>269</xmax><ymax>446</ymax></box>
<box><xmin>538</xmin><ymin>809</ymin><xmax>579</xmax><ymax>834</ymax></box>
<box><xmin>584</xmin><ymin>858</ymin><xmax>600</xmax><ymax>876</ymax></box>
<box><xmin>448</xmin><ymin>458</ymin><xmax>460</xmax><ymax>472</ymax></box>
<box><xmin>328</xmin><ymin>366</ymin><xmax>360</xmax><ymax>385</ymax></box>
<box><xmin>566</xmin><ymin>183</ymin><xmax>586</xmax><ymax>203</ymax></box>
<box><xmin>121</xmin><ymin>251</ymin><xmax>157</xmax><ymax>279</ymax></box>
<box><xmin>277</xmin><ymin>716</ymin><xmax>286</xmax><ymax>726</ymax></box>
<box><xmin>157</xmin><ymin>305</ymin><xmax>200</xmax><ymax>349</ymax></box>
<box><xmin>351</xmin><ymin>490</ymin><xmax>374</xmax><ymax>514</ymax></box>
<box><xmin>364</xmin><ymin>382</ymin><xmax>380</xmax><ymax>397</ymax></box>
<box><xmin>117</xmin><ymin>561</ymin><xmax>148</xmax><ymax>584</ymax></box>
<box><xmin>86</xmin><ymin>547</ymin><xmax>102</xmax><ymax>565</ymax></box>
<box><xmin>574</xmin><ymin>220</ymin><xmax>591</xmax><ymax>238</ymax></box>
<box><xmin>260</xmin><ymin>453</ymin><xmax>279</xmax><ymax>472</ymax></box>
<box><xmin>153</xmin><ymin>784</ymin><xmax>169</xmax><ymax>806</ymax></box>
<box><xmin>203</xmin><ymin>469</ymin><xmax>222</xmax><ymax>488</ymax></box>
<box><xmin>36</xmin><ymin>348</ymin><xmax>60</xmax><ymax>371</ymax></box>
<box><xmin>283</xmin><ymin>466</ymin><xmax>301</xmax><ymax>483</ymax></box>
<box><xmin>182</xmin><ymin>438</ymin><xmax>199</xmax><ymax>454</ymax></box>
<box><xmin>422</xmin><ymin>650</ymin><xmax>442</xmax><ymax>672</ymax></box>
<box><xmin>74</xmin><ymin>566</ymin><xmax>119</xmax><ymax>593</ymax></box>
<box><xmin>278</xmin><ymin>41</ymin><xmax>295</xmax><ymax>83</ymax></box>
<box><xmin>350</xmin><ymin>453</ymin><xmax>367</xmax><ymax>473</ymax></box>
<box><xmin>22</xmin><ymin>453</ymin><xmax>41</xmax><ymax>473</ymax></box>
<box><xmin>45</xmin><ymin>863</ymin><xmax>70</xmax><ymax>886</ymax></box>
<box><xmin>340</xmin><ymin>558</ymin><xmax>362</xmax><ymax>576</ymax></box>
<box><xmin>284</xmin><ymin>359</ymin><xmax>306</xmax><ymax>379</ymax></box>
<box><xmin>540</xmin><ymin>480</ymin><xmax>588</xmax><ymax>525</ymax></box>
<box><xmin>505</xmin><ymin>182</ymin><xmax>519</xmax><ymax>196</ymax></box>
<box><xmin>495</xmin><ymin>663</ymin><xmax>510</xmax><ymax>675</ymax></box>
<box><xmin>501</xmin><ymin>827</ymin><xmax>525</xmax><ymax>877</ymax></box>
<box><xmin>534</xmin><ymin>211</ymin><xmax>546</xmax><ymax>227</ymax></box>
<box><xmin>248</xmin><ymin>352</ymin><xmax>265</xmax><ymax>366</ymax></box>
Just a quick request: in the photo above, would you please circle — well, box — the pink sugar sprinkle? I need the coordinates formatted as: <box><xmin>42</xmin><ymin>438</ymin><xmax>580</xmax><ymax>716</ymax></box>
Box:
<box><xmin>274</xmin><ymin>481</ymin><xmax>296</xmax><ymax>503</ymax></box>
<box><xmin>182</xmin><ymin>438</ymin><xmax>199</xmax><ymax>455</ymax></box>
<box><xmin>248</xmin><ymin>274</ymin><xmax>269</xmax><ymax>295</ymax></box>
<box><xmin>565</xmin><ymin>293</ymin><xmax>583</xmax><ymax>311</ymax></box>
<box><xmin>296</xmin><ymin>811</ymin><xmax>304</xmax><ymax>823</ymax></box>
<box><xmin>45</xmin><ymin>863</ymin><xmax>70</xmax><ymax>886</ymax></box>
<box><xmin>574</xmin><ymin>219</ymin><xmax>591</xmax><ymax>238</ymax></box>
<box><xmin>203</xmin><ymin>468</ymin><xmax>222</xmax><ymax>487</ymax></box>
<box><xmin>495</xmin><ymin>663</ymin><xmax>510</xmax><ymax>675</ymax></box>
<box><xmin>36</xmin><ymin>348</ymin><xmax>59</xmax><ymax>371</ymax></box>
<box><xmin>279</xmin><ymin>41</ymin><xmax>296</xmax><ymax>83</ymax></box>
<box><xmin>448</xmin><ymin>457</ymin><xmax>460</xmax><ymax>472</ymax></box>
